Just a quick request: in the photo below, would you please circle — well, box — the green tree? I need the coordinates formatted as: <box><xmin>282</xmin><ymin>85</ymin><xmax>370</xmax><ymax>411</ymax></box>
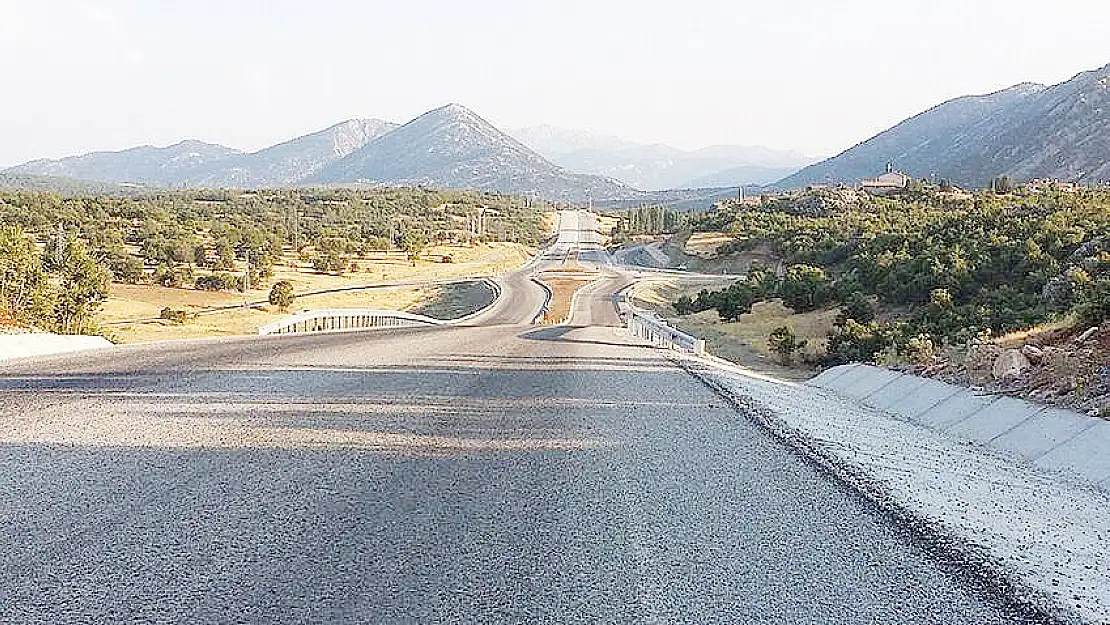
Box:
<box><xmin>312</xmin><ymin>251</ymin><xmax>347</xmax><ymax>274</ymax></box>
<box><xmin>214</xmin><ymin>239</ymin><xmax>237</xmax><ymax>271</ymax></box>
<box><xmin>1076</xmin><ymin>279</ymin><xmax>1110</xmax><ymax>326</ymax></box>
<box><xmin>110</xmin><ymin>254</ymin><xmax>145</xmax><ymax>284</ymax></box>
<box><xmin>0</xmin><ymin>225</ymin><xmax>50</xmax><ymax>326</ymax></box>
<box><xmin>991</xmin><ymin>175</ymin><xmax>1014</xmax><ymax>194</ymax></box>
<box><xmin>52</xmin><ymin>240</ymin><xmax>112</xmax><ymax>335</ymax></box>
<box><xmin>836</xmin><ymin>291</ymin><xmax>876</xmax><ymax>325</ymax></box>
<box><xmin>401</xmin><ymin>232</ymin><xmax>427</xmax><ymax>266</ymax></box>
<box><xmin>268</xmin><ymin>280</ymin><xmax>296</xmax><ymax>312</ymax></box>
<box><xmin>778</xmin><ymin>264</ymin><xmax>830</xmax><ymax>312</ymax></box>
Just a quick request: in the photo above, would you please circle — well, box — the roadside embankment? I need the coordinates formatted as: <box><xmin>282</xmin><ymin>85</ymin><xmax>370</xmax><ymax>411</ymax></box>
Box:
<box><xmin>674</xmin><ymin>355</ymin><xmax>1110</xmax><ymax>624</ymax></box>
<box><xmin>0</xmin><ymin>333</ymin><xmax>113</xmax><ymax>363</ymax></box>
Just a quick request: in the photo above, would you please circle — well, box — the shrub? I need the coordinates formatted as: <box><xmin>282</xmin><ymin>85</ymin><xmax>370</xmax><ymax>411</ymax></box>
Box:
<box><xmin>1075</xmin><ymin>279</ymin><xmax>1110</xmax><ymax>327</ymax></box>
<box><xmin>195</xmin><ymin>274</ymin><xmax>229</xmax><ymax>291</ymax></box>
<box><xmin>825</xmin><ymin>320</ymin><xmax>895</xmax><ymax>366</ymax></box>
<box><xmin>110</xmin><ymin>254</ymin><xmax>145</xmax><ymax>284</ymax></box>
<box><xmin>836</xmin><ymin>291</ymin><xmax>876</xmax><ymax>325</ymax></box>
<box><xmin>768</xmin><ymin>326</ymin><xmax>807</xmax><ymax>365</ymax></box>
<box><xmin>312</xmin><ymin>251</ymin><xmax>346</xmax><ymax>274</ymax></box>
<box><xmin>159</xmin><ymin>307</ymin><xmax>188</xmax><ymax>325</ymax></box>
<box><xmin>778</xmin><ymin>264</ymin><xmax>831</xmax><ymax>312</ymax></box>
<box><xmin>153</xmin><ymin>266</ymin><xmax>182</xmax><ymax>288</ymax></box>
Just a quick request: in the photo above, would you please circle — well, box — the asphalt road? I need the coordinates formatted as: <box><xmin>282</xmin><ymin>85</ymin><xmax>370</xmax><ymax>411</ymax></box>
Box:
<box><xmin>0</xmin><ymin>212</ymin><xmax>1043</xmax><ymax>623</ymax></box>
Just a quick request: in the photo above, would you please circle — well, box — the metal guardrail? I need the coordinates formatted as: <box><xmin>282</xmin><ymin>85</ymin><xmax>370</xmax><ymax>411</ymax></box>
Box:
<box><xmin>615</xmin><ymin>287</ymin><xmax>706</xmax><ymax>356</ymax></box>
<box><xmin>258</xmin><ymin>309</ymin><xmax>446</xmax><ymax>336</ymax></box>
<box><xmin>257</xmin><ymin>278</ymin><xmax>505</xmax><ymax>336</ymax></box>
<box><xmin>530</xmin><ymin>277</ymin><xmax>554</xmax><ymax>325</ymax></box>
<box><xmin>627</xmin><ymin>308</ymin><xmax>706</xmax><ymax>355</ymax></box>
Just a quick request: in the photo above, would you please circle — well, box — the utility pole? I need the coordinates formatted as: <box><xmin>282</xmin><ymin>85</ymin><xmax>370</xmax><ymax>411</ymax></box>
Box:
<box><xmin>243</xmin><ymin>252</ymin><xmax>251</xmax><ymax>310</ymax></box>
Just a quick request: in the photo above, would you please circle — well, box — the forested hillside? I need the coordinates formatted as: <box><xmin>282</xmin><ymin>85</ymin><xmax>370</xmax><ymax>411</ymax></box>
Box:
<box><xmin>680</xmin><ymin>185</ymin><xmax>1110</xmax><ymax>364</ymax></box>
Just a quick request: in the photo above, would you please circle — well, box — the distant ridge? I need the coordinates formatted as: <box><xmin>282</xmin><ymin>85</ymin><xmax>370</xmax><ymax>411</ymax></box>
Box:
<box><xmin>6</xmin><ymin>140</ymin><xmax>241</xmax><ymax>186</ymax></box>
<box><xmin>510</xmin><ymin>126</ymin><xmax>815</xmax><ymax>190</ymax></box>
<box><xmin>185</xmin><ymin>119</ymin><xmax>399</xmax><ymax>188</ymax></box>
<box><xmin>777</xmin><ymin>62</ymin><xmax>1110</xmax><ymax>189</ymax></box>
<box><xmin>5</xmin><ymin>120</ymin><xmax>397</xmax><ymax>189</ymax></box>
<box><xmin>0</xmin><ymin>173</ymin><xmax>141</xmax><ymax>194</ymax></box>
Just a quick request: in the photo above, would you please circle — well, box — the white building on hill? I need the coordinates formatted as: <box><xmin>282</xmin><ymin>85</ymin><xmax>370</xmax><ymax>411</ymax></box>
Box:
<box><xmin>859</xmin><ymin>163</ymin><xmax>910</xmax><ymax>194</ymax></box>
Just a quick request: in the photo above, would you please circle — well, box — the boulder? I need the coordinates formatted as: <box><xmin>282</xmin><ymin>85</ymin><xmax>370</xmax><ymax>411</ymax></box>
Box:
<box><xmin>967</xmin><ymin>343</ymin><xmax>1004</xmax><ymax>384</ymax></box>
<box><xmin>1021</xmin><ymin>344</ymin><xmax>1044</xmax><ymax>363</ymax></box>
<box><xmin>1077</xmin><ymin>326</ymin><xmax>1100</xmax><ymax>343</ymax></box>
<box><xmin>993</xmin><ymin>349</ymin><xmax>1031</xmax><ymax>381</ymax></box>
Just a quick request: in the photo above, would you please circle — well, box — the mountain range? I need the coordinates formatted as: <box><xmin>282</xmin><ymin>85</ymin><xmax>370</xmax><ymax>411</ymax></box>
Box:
<box><xmin>5</xmin><ymin>119</ymin><xmax>399</xmax><ymax>190</ymax></box>
<box><xmin>778</xmin><ymin>62</ymin><xmax>1110</xmax><ymax>189</ymax></box>
<box><xmin>21</xmin><ymin>58</ymin><xmax>1110</xmax><ymax>202</ymax></box>
<box><xmin>3</xmin><ymin>105</ymin><xmax>801</xmax><ymax>204</ymax></box>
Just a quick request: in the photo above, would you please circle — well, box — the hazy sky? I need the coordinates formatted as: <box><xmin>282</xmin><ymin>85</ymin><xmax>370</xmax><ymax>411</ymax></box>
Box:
<box><xmin>2</xmin><ymin>0</ymin><xmax>1109</xmax><ymax>166</ymax></box>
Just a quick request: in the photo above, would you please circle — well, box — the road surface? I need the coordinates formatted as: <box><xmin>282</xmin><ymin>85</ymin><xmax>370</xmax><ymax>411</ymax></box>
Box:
<box><xmin>0</xmin><ymin>212</ymin><xmax>1042</xmax><ymax>623</ymax></box>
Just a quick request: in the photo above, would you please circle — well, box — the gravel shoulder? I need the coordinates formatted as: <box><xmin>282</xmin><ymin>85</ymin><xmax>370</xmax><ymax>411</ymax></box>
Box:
<box><xmin>678</xmin><ymin>352</ymin><xmax>1110</xmax><ymax>624</ymax></box>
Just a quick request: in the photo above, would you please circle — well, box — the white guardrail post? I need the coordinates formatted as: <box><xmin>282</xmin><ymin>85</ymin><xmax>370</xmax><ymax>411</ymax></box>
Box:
<box><xmin>618</xmin><ymin>291</ymin><xmax>706</xmax><ymax>356</ymax></box>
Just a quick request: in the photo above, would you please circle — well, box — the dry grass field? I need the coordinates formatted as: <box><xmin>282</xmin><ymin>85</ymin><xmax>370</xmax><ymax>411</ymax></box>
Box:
<box><xmin>100</xmin><ymin>242</ymin><xmax>532</xmax><ymax>344</ymax></box>
<box><xmin>104</xmin><ymin>288</ymin><xmax>434</xmax><ymax>344</ymax></box>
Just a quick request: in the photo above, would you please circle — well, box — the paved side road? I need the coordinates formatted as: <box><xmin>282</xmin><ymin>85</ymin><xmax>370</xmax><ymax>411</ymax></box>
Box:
<box><xmin>0</xmin><ymin>211</ymin><xmax>1051</xmax><ymax>623</ymax></box>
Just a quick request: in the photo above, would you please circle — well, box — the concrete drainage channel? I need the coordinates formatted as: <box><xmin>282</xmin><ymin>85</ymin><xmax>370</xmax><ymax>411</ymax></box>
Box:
<box><xmin>811</xmin><ymin>363</ymin><xmax>1110</xmax><ymax>493</ymax></box>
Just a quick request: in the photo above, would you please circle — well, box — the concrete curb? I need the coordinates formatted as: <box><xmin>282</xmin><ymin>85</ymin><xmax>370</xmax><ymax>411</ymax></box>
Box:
<box><xmin>0</xmin><ymin>334</ymin><xmax>114</xmax><ymax>363</ymax></box>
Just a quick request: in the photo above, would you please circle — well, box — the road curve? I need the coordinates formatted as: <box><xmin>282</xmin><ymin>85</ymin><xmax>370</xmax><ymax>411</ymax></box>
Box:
<box><xmin>0</xmin><ymin>212</ymin><xmax>1043</xmax><ymax>623</ymax></box>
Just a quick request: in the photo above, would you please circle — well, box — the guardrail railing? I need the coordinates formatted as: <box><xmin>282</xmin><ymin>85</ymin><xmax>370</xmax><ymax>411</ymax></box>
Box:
<box><xmin>257</xmin><ymin>278</ymin><xmax>505</xmax><ymax>336</ymax></box>
<box><xmin>626</xmin><ymin>308</ymin><xmax>706</xmax><ymax>355</ymax></box>
<box><xmin>615</xmin><ymin>287</ymin><xmax>706</xmax><ymax>356</ymax></box>
<box><xmin>258</xmin><ymin>309</ymin><xmax>446</xmax><ymax>336</ymax></box>
<box><xmin>530</xmin><ymin>277</ymin><xmax>553</xmax><ymax>325</ymax></box>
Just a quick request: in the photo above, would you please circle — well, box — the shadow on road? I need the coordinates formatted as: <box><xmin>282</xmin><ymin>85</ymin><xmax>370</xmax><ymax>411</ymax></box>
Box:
<box><xmin>518</xmin><ymin>326</ymin><xmax>638</xmax><ymax>349</ymax></box>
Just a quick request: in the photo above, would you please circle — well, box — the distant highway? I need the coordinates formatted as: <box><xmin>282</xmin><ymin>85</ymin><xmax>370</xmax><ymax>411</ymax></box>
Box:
<box><xmin>0</xmin><ymin>211</ymin><xmax>1039</xmax><ymax>622</ymax></box>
